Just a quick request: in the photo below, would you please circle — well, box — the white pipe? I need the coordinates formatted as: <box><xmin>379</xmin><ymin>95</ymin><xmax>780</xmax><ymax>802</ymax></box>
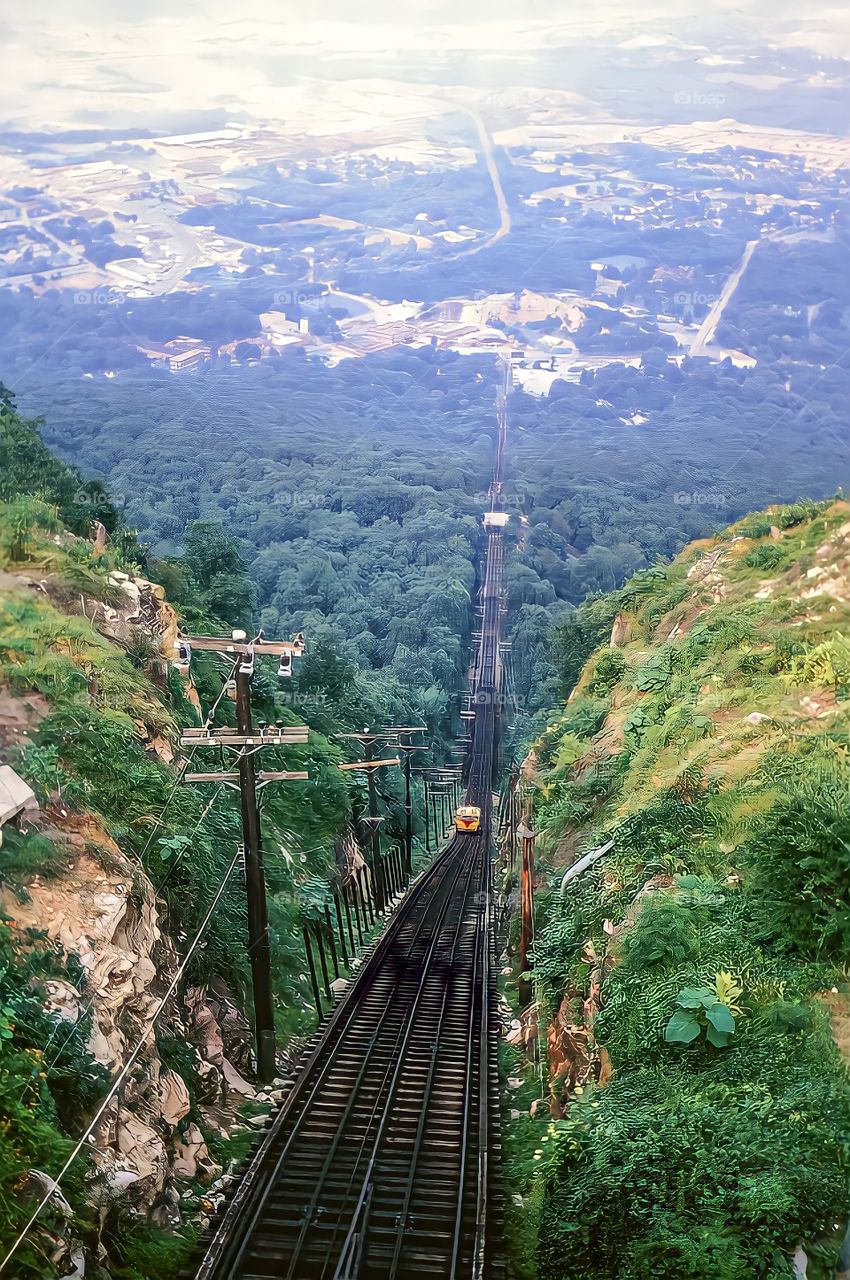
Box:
<box><xmin>560</xmin><ymin>839</ymin><xmax>615</xmax><ymax>894</ymax></box>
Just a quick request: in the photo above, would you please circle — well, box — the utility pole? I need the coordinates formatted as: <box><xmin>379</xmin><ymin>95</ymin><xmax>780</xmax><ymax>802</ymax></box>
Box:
<box><xmin>416</xmin><ymin>766</ymin><xmax>463</xmax><ymax>845</ymax></box>
<box><xmin>177</xmin><ymin>629</ymin><xmax>307</xmax><ymax>1083</ymax></box>
<box><xmin>337</xmin><ymin>728</ymin><xmax>425</xmax><ymax>912</ymax></box>
<box><xmin>423</xmin><ymin>772</ymin><xmax>432</xmax><ymax>852</ymax></box>
<box><xmin>517</xmin><ymin>817</ymin><xmax>536</xmax><ymax>1009</ymax></box>
<box><xmin>404</xmin><ymin>750</ymin><xmax>414</xmax><ymax>876</ymax></box>
<box><xmin>364</xmin><ymin>736</ymin><xmax>383</xmax><ymax>909</ymax></box>
<box><xmin>507</xmin><ymin>761</ymin><xmax>519</xmax><ymax>879</ymax></box>
<box><xmin>234</xmin><ymin>661</ymin><xmax>274</xmax><ymax>1083</ymax></box>
<box><xmin>393</xmin><ymin>730</ymin><xmax>426</xmax><ymax>877</ymax></box>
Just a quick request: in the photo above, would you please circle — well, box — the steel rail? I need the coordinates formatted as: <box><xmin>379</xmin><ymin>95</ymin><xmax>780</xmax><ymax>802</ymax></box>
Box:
<box><xmin>296</xmin><ymin>841</ymin><xmax>479</xmax><ymax>1276</ymax></box>
<box><xmin>193</xmin><ymin>840</ymin><xmax>467</xmax><ymax>1279</ymax></box>
<box><xmin>332</xmin><ymin>835</ymin><xmax>484</xmax><ymax>1278</ymax></box>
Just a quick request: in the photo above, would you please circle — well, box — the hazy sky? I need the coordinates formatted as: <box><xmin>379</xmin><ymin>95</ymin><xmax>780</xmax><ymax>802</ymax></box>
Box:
<box><xmin>3</xmin><ymin>0</ymin><xmax>840</xmax><ymax>34</ymax></box>
<box><xmin>2</xmin><ymin>1</ymin><xmax>849</xmax><ymax>131</ymax></box>
<box><xmin>0</xmin><ymin>0</ymin><xmax>822</xmax><ymax>17</ymax></box>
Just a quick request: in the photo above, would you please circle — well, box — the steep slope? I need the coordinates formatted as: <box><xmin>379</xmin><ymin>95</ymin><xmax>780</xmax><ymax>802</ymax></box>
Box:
<box><xmin>521</xmin><ymin>499</ymin><xmax>850</xmax><ymax>1279</ymax></box>
<box><xmin>0</xmin><ymin>491</ymin><xmax>363</xmax><ymax>1277</ymax></box>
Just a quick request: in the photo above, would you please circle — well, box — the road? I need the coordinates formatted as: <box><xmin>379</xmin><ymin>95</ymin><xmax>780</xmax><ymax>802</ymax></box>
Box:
<box><xmin>690</xmin><ymin>238</ymin><xmax>759</xmax><ymax>357</ymax></box>
<box><xmin>121</xmin><ymin>198</ymin><xmax>203</xmax><ymax>296</ymax></box>
<box><xmin>689</xmin><ymin>224</ymin><xmax>836</xmax><ymax>358</ymax></box>
<box><xmin>454</xmin><ymin>108</ymin><xmax>512</xmax><ymax>259</ymax></box>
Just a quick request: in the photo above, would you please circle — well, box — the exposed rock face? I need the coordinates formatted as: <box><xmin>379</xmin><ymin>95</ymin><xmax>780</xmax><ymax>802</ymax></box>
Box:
<box><xmin>609</xmin><ymin>611</ymin><xmax>630</xmax><ymax>647</ymax></box>
<box><xmin>0</xmin><ymin>529</ymin><xmax>265</xmax><ymax>1262</ymax></box>
<box><xmin>543</xmin><ymin>936</ymin><xmax>606</xmax><ymax>1117</ymax></box>
<box><xmin>0</xmin><ymin>686</ymin><xmax>49</xmax><ymax>751</ymax></box>
<box><xmin>102</xmin><ymin>571</ymin><xmax>179</xmax><ymax>656</ymax></box>
<box><xmin>184</xmin><ymin>978</ymin><xmax>255</xmax><ymax>1096</ymax></box>
<box><xmin>4</xmin><ymin>823</ymin><xmax>164</xmax><ymax>1069</ymax></box>
<box><xmin>2</xmin><ymin>820</ymin><xmax>252</xmax><ymax>1221</ymax></box>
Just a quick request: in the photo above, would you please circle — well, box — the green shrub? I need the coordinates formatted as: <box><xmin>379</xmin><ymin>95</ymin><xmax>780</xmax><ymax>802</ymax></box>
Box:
<box><xmin>537</xmin><ymin>1063</ymin><xmax>850</xmax><ymax>1280</ymax></box>
<box><xmin>744</xmin><ymin>543</ymin><xmax>785</xmax><ymax>570</ymax></box>
<box><xmin>619</xmin><ymin>896</ymin><xmax>698</xmax><ymax>969</ymax></box>
<box><xmin>664</xmin><ymin>977</ymin><xmax>740</xmax><ymax>1049</ymax></box>
<box><xmin>742</xmin><ymin>785</ymin><xmax>850</xmax><ymax>956</ymax></box>
<box><xmin>103</xmin><ymin>1215</ymin><xmax>196</xmax><ymax>1280</ymax></box>
<box><xmin>588</xmin><ymin>648</ymin><xmax>626</xmax><ymax>696</ymax></box>
<box><xmin>0</xmin><ymin>829</ymin><xmax>63</xmax><ymax>892</ymax></box>
<box><xmin>0</xmin><ymin>917</ymin><xmax>109</xmax><ymax>1274</ymax></box>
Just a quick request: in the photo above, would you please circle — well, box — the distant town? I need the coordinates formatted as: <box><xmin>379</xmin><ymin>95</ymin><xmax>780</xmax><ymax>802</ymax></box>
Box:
<box><xmin>2</xmin><ymin>76</ymin><xmax>849</xmax><ymax>394</ymax></box>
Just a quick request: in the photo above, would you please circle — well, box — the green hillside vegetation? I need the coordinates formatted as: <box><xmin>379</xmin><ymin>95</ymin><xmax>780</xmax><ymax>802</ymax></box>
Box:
<box><xmin>522</xmin><ymin>499</ymin><xmax>850</xmax><ymax>1278</ymax></box>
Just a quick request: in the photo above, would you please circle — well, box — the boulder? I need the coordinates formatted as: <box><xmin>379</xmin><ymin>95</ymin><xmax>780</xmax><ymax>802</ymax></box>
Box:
<box><xmin>172</xmin><ymin>1123</ymin><xmax>221</xmax><ymax>1184</ymax></box>
<box><xmin>160</xmin><ymin>1071</ymin><xmax>191</xmax><ymax>1128</ymax></box>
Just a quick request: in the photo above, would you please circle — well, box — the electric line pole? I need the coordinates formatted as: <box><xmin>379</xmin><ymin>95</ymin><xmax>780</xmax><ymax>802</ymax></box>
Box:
<box><xmin>517</xmin><ymin>816</ymin><xmax>537</xmax><ymax>1009</ymax></box>
<box><xmin>176</xmin><ymin>629</ymin><xmax>308</xmax><ymax>1083</ymax></box>
<box><xmin>423</xmin><ymin>772</ymin><xmax>432</xmax><ymax>852</ymax></box>
<box><xmin>416</xmin><ymin>766</ymin><xmax>463</xmax><ymax>845</ymax></box>
<box><xmin>337</xmin><ymin>728</ymin><xmax>425</xmax><ymax>911</ymax></box>
<box><xmin>364</xmin><ymin>736</ymin><xmax>383</xmax><ymax>908</ymax></box>
<box><xmin>234</xmin><ymin>661</ymin><xmax>274</xmax><ymax>1084</ymax></box>
<box><xmin>507</xmin><ymin>760</ymin><xmax>519</xmax><ymax>879</ymax></box>
<box><xmin>404</xmin><ymin>749</ymin><xmax>414</xmax><ymax>875</ymax></box>
<box><xmin>393</xmin><ymin>730</ymin><xmax>427</xmax><ymax>876</ymax></box>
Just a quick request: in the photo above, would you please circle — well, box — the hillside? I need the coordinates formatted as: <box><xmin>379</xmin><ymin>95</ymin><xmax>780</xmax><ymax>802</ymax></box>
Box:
<box><xmin>514</xmin><ymin>499</ymin><xmax>850</xmax><ymax>1279</ymax></box>
<box><xmin>0</xmin><ymin>402</ymin><xmax>416</xmax><ymax>1277</ymax></box>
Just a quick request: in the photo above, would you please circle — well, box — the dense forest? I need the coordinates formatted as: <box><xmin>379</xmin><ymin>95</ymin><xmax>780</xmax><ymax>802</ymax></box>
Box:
<box><xmin>7</xmin><ymin>339</ymin><xmax>847</xmax><ymax>736</ymax></box>
<box><xmin>2</xmin><ymin>326</ymin><xmax>850</xmax><ymax>1278</ymax></box>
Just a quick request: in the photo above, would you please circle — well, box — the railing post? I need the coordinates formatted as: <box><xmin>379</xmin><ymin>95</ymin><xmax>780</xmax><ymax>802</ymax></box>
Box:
<box><xmin>324</xmin><ymin>904</ymin><xmax>340</xmax><ymax>978</ymax></box>
<box><xmin>303</xmin><ymin>924</ymin><xmax>323</xmax><ymax>1019</ymax></box>
<box><xmin>360</xmin><ymin>867</ymin><xmax>374</xmax><ymax>926</ymax></box>
<box><xmin>334</xmin><ymin>892</ymin><xmax>350</xmax><ymax>965</ymax></box>
<box><xmin>312</xmin><ymin>920</ymin><xmax>332</xmax><ymax>1001</ymax></box>
<box><xmin>350</xmin><ymin>881</ymin><xmax>364</xmax><ymax>946</ymax></box>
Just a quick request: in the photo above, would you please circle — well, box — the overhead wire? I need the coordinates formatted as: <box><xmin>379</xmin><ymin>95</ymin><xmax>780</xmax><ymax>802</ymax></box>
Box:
<box><xmin>35</xmin><ymin>637</ymin><xmax>312</xmax><ymax>1097</ymax></box>
<box><xmin>133</xmin><ymin>653</ymin><xmax>240</xmax><ymax>866</ymax></box>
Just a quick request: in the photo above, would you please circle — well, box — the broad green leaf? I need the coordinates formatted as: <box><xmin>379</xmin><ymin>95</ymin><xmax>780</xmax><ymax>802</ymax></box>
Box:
<box><xmin>665</xmin><ymin>1009</ymin><xmax>701</xmax><ymax>1043</ymax></box>
<box><xmin>677</xmin><ymin>986</ymin><xmax>715</xmax><ymax>1009</ymax></box>
<box><xmin>705</xmin><ymin>1002</ymin><xmax>736</xmax><ymax>1033</ymax></box>
<box><xmin>705</xmin><ymin>1023</ymin><xmax>732</xmax><ymax>1049</ymax></box>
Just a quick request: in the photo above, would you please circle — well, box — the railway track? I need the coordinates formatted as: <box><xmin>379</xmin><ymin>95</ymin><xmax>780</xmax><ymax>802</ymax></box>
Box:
<box><xmin>191</xmin><ymin>367</ymin><xmax>510</xmax><ymax>1280</ymax></box>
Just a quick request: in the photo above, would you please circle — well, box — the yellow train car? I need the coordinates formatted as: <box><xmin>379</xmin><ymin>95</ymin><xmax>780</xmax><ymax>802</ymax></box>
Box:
<box><xmin>455</xmin><ymin>805</ymin><xmax>481</xmax><ymax>833</ymax></box>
